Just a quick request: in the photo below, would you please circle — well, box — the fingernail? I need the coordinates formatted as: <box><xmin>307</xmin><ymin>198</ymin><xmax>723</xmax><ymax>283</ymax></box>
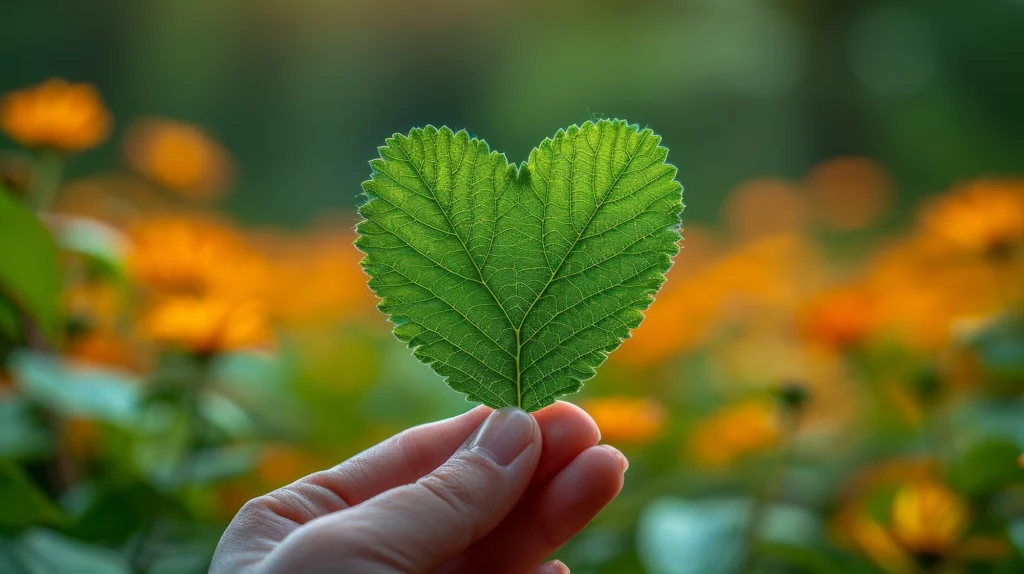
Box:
<box><xmin>470</xmin><ymin>407</ymin><xmax>535</xmax><ymax>466</ymax></box>
<box><xmin>600</xmin><ymin>444</ymin><xmax>629</xmax><ymax>473</ymax></box>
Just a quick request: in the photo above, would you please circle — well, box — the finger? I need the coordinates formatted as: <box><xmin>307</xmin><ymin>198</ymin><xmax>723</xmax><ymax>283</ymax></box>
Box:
<box><xmin>531</xmin><ymin>560</ymin><xmax>570</xmax><ymax>574</ymax></box>
<box><xmin>263</xmin><ymin>407</ymin><xmax>543</xmax><ymax>574</ymax></box>
<box><xmin>257</xmin><ymin>400</ymin><xmax>596</xmax><ymax>527</ymax></box>
<box><xmin>445</xmin><ymin>444</ymin><xmax>626</xmax><ymax>574</ymax></box>
<box><xmin>529</xmin><ymin>401</ymin><xmax>601</xmax><ymax>492</ymax></box>
<box><xmin>211</xmin><ymin>406</ymin><xmax>490</xmax><ymax>572</ymax></box>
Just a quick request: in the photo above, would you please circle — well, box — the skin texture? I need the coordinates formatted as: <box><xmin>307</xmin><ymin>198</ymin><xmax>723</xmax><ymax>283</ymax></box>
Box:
<box><xmin>211</xmin><ymin>401</ymin><xmax>627</xmax><ymax>574</ymax></box>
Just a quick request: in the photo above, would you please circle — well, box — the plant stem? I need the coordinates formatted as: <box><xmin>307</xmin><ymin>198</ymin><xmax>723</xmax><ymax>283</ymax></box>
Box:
<box><xmin>28</xmin><ymin>150</ymin><xmax>65</xmax><ymax>212</ymax></box>
<box><xmin>740</xmin><ymin>408</ymin><xmax>800</xmax><ymax>573</ymax></box>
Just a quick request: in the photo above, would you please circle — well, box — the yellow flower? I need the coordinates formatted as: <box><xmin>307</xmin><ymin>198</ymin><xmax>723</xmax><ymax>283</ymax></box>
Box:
<box><xmin>848</xmin><ymin>519</ymin><xmax>915</xmax><ymax>574</ymax></box>
<box><xmin>0</xmin><ymin>79</ymin><xmax>111</xmax><ymax>152</ymax></box>
<box><xmin>124</xmin><ymin>117</ymin><xmax>232</xmax><ymax>201</ymax></box>
<box><xmin>919</xmin><ymin>179</ymin><xmax>1024</xmax><ymax>258</ymax></box>
<box><xmin>142</xmin><ymin>294</ymin><xmax>270</xmax><ymax>354</ymax></box>
<box><xmin>689</xmin><ymin>400</ymin><xmax>780</xmax><ymax>468</ymax></box>
<box><xmin>127</xmin><ymin>216</ymin><xmax>267</xmax><ymax>298</ymax></box>
<box><xmin>845</xmin><ymin>481</ymin><xmax>971</xmax><ymax>572</ymax></box>
<box><xmin>580</xmin><ymin>397</ymin><xmax>666</xmax><ymax>444</ymax></box>
<box><xmin>833</xmin><ymin>463</ymin><xmax>988</xmax><ymax>572</ymax></box>
<box><xmin>890</xmin><ymin>481</ymin><xmax>969</xmax><ymax>557</ymax></box>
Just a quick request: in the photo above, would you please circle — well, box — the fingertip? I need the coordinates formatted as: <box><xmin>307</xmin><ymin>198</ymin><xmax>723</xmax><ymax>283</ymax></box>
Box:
<box><xmin>534</xmin><ymin>401</ymin><xmax>601</xmax><ymax>443</ymax></box>
<box><xmin>597</xmin><ymin>443</ymin><xmax>629</xmax><ymax>473</ymax></box>
<box><xmin>529</xmin><ymin>402</ymin><xmax>602</xmax><ymax>489</ymax></box>
<box><xmin>532</xmin><ymin>559</ymin><xmax>570</xmax><ymax>574</ymax></box>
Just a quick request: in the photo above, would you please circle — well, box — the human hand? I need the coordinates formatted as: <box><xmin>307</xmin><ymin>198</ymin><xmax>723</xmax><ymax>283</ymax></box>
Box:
<box><xmin>211</xmin><ymin>402</ymin><xmax>627</xmax><ymax>574</ymax></box>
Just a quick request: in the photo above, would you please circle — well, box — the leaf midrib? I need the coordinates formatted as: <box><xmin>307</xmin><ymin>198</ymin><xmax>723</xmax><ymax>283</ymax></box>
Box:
<box><xmin>395</xmin><ymin>128</ymin><xmax>647</xmax><ymax>409</ymax></box>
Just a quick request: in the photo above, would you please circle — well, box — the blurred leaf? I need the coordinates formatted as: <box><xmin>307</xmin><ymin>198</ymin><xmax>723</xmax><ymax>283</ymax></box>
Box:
<box><xmin>0</xmin><ymin>398</ymin><xmax>50</xmax><ymax>460</ymax></box>
<box><xmin>949</xmin><ymin>439</ymin><xmax>1024</xmax><ymax>497</ymax></box>
<box><xmin>637</xmin><ymin>497</ymin><xmax>746</xmax><ymax>574</ymax></box>
<box><xmin>951</xmin><ymin>398</ymin><xmax>1024</xmax><ymax>448</ymax></box>
<box><xmin>760</xmin><ymin>542</ymin><xmax>853</xmax><ymax>574</ymax></box>
<box><xmin>68</xmin><ymin>482</ymin><xmax>188</xmax><ymax>544</ymax></box>
<box><xmin>199</xmin><ymin>391</ymin><xmax>256</xmax><ymax>440</ymax></box>
<box><xmin>636</xmin><ymin>497</ymin><xmax>823</xmax><ymax>574</ymax></box>
<box><xmin>170</xmin><ymin>444</ymin><xmax>261</xmax><ymax>487</ymax></box>
<box><xmin>965</xmin><ymin>313</ymin><xmax>1024</xmax><ymax>384</ymax></box>
<box><xmin>0</xmin><ymin>463</ymin><xmax>65</xmax><ymax>532</ymax></box>
<box><xmin>357</xmin><ymin>120</ymin><xmax>682</xmax><ymax>410</ymax></box>
<box><xmin>41</xmin><ymin>214</ymin><xmax>129</xmax><ymax>276</ymax></box>
<box><xmin>1011</xmin><ymin>520</ymin><xmax>1024</xmax><ymax>557</ymax></box>
<box><xmin>1</xmin><ymin>529</ymin><xmax>128</xmax><ymax>574</ymax></box>
<box><xmin>0</xmin><ymin>188</ymin><xmax>61</xmax><ymax>341</ymax></box>
<box><xmin>0</xmin><ymin>293</ymin><xmax>19</xmax><ymax>340</ymax></box>
<box><xmin>8</xmin><ymin>351</ymin><xmax>141</xmax><ymax>427</ymax></box>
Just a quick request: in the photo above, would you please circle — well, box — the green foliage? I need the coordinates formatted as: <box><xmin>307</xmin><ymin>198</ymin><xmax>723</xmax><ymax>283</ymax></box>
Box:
<box><xmin>0</xmin><ymin>463</ymin><xmax>65</xmax><ymax>532</ymax></box>
<box><xmin>0</xmin><ymin>188</ymin><xmax>62</xmax><ymax>341</ymax></box>
<box><xmin>8</xmin><ymin>351</ymin><xmax>141</xmax><ymax>427</ymax></box>
<box><xmin>44</xmin><ymin>215</ymin><xmax>129</xmax><ymax>277</ymax></box>
<box><xmin>357</xmin><ymin>119</ymin><xmax>683</xmax><ymax>410</ymax></box>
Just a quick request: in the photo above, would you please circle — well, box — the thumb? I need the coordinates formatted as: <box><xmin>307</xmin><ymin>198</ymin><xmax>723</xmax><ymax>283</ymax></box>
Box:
<box><xmin>271</xmin><ymin>407</ymin><xmax>542</xmax><ymax>573</ymax></box>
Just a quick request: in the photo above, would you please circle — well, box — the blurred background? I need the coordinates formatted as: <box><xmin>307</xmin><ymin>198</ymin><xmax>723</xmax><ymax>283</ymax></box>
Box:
<box><xmin>1</xmin><ymin>0</ymin><xmax>1023</xmax><ymax>572</ymax></box>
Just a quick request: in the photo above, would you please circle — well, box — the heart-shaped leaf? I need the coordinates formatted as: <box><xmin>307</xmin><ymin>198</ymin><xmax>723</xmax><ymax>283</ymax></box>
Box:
<box><xmin>357</xmin><ymin>119</ymin><xmax>683</xmax><ymax>411</ymax></box>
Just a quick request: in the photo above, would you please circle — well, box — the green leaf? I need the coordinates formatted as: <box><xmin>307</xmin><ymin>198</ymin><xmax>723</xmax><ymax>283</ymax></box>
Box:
<box><xmin>41</xmin><ymin>214</ymin><xmax>129</xmax><ymax>277</ymax></box>
<box><xmin>0</xmin><ymin>188</ymin><xmax>62</xmax><ymax>341</ymax></box>
<box><xmin>0</xmin><ymin>398</ymin><xmax>50</xmax><ymax>460</ymax></box>
<box><xmin>0</xmin><ymin>293</ymin><xmax>19</xmax><ymax>340</ymax></box>
<box><xmin>8</xmin><ymin>351</ymin><xmax>141</xmax><ymax>427</ymax></box>
<box><xmin>357</xmin><ymin>120</ymin><xmax>683</xmax><ymax>410</ymax></box>
<box><xmin>3</xmin><ymin>529</ymin><xmax>128</xmax><ymax>573</ymax></box>
<box><xmin>949</xmin><ymin>438</ymin><xmax>1024</xmax><ymax>496</ymax></box>
<box><xmin>0</xmin><ymin>463</ymin><xmax>65</xmax><ymax>532</ymax></box>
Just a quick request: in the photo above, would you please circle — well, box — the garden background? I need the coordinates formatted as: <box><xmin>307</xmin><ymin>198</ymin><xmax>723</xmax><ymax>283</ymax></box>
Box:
<box><xmin>1</xmin><ymin>0</ymin><xmax>1024</xmax><ymax>572</ymax></box>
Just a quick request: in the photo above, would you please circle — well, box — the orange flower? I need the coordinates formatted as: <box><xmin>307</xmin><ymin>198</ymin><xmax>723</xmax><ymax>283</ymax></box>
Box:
<box><xmin>54</xmin><ymin>174</ymin><xmax>170</xmax><ymax>227</ymax></box>
<box><xmin>722</xmin><ymin>178</ymin><xmax>807</xmax><ymax>241</ymax></box>
<box><xmin>806</xmin><ymin>157</ymin><xmax>893</xmax><ymax>230</ymax></box>
<box><xmin>801</xmin><ymin>286</ymin><xmax>877</xmax><ymax>349</ymax></box>
<box><xmin>580</xmin><ymin>396</ymin><xmax>666</xmax><ymax>444</ymax></box>
<box><xmin>865</xmin><ymin>235</ymin><xmax>1005</xmax><ymax>350</ymax></box>
<box><xmin>689</xmin><ymin>400</ymin><xmax>780</xmax><ymax>468</ymax></box>
<box><xmin>0</xmin><ymin>79</ymin><xmax>111</xmax><ymax>152</ymax></box>
<box><xmin>142</xmin><ymin>294</ymin><xmax>270</xmax><ymax>354</ymax></box>
<box><xmin>257</xmin><ymin>444</ymin><xmax>324</xmax><ymax>486</ymax></box>
<box><xmin>66</xmin><ymin>331</ymin><xmax>148</xmax><ymax>372</ymax></box>
<box><xmin>250</xmin><ymin>225</ymin><xmax>377</xmax><ymax>327</ymax></box>
<box><xmin>918</xmin><ymin>179</ymin><xmax>1024</xmax><ymax>258</ymax></box>
<box><xmin>124</xmin><ymin>117</ymin><xmax>232</xmax><ymax>201</ymax></box>
<box><xmin>619</xmin><ymin>233</ymin><xmax>822</xmax><ymax>366</ymax></box>
<box><xmin>127</xmin><ymin>216</ymin><xmax>267</xmax><ymax>298</ymax></box>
